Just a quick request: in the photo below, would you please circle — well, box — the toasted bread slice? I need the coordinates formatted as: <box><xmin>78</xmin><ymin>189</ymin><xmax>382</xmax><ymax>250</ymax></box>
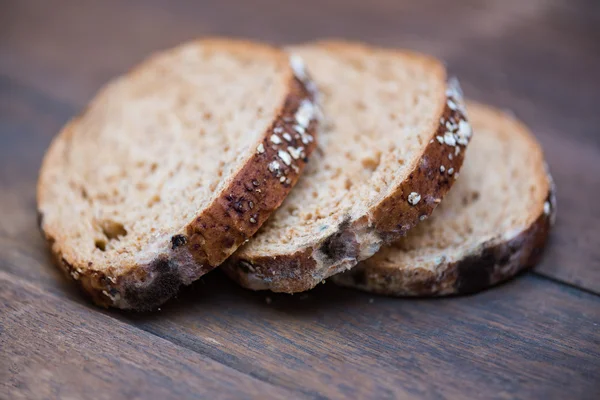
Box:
<box><xmin>37</xmin><ymin>38</ymin><xmax>319</xmax><ymax>310</ymax></box>
<box><xmin>223</xmin><ymin>41</ymin><xmax>472</xmax><ymax>293</ymax></box>
<box><xmin>333</xmin><ymin>102</ymin><xmax>556</xmax><ymax>296</ymax></box>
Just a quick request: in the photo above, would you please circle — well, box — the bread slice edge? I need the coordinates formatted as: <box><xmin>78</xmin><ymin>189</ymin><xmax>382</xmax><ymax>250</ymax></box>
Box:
<box><xmin>223</xmin><ymin>71</ymin><xmax>473</xmax><ymax>293</ymax></box>
<box><xmin>37</xmin><ymin>39</ymin><xmax>320</xmax><ymax>310</ymax></box>
<box><xmin>332</xmin><ymin>103</ymin><xmax>557</xmax><ymax>296</ymax></box>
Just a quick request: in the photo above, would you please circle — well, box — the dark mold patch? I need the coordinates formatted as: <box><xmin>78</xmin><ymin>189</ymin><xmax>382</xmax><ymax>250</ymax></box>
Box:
<box><xmin>238</xmin><ymin>260</ymin><xmax>255</xmax><ymax>274</ymax></box>
<box><xmin>171</xmin><ymin>234</ymin><xmax>187</xmax><ymax>250</ymax></box>
<box><xmin>455</xmin><ymin>247</ymin><xmax>496</xmax><ymax>294</ymax></box>
<box><xmin>320</xmin><ymin>221</ymin><xmax>360</xmax><ymax>262</ymax></box>
<box><xmin>123</xmin><ymin>257</ymin><xmax>183</xmax><ymax>311</ymax></box>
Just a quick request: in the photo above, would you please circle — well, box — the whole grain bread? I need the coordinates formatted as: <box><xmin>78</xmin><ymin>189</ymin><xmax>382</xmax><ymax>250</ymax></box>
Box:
<box><xmin>332</xmin><ymin>102</ymin><xmax>556</xmax><ymax>296</ymax></box>
<box><xmin>37</xmin><ymin>38</ymin><xmax>319</xmax><ymax>310</ymax></box>
<box><xmin>223</xmin><ymin>41</ymin><xmax>472</xmax><ymax>293</ymax></box>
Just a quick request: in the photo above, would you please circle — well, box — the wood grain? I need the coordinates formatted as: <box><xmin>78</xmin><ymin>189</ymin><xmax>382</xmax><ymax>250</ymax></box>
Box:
<box><xmin>1</xmin><ymin>1</ymin><xmax>599</xmax><ymax>399</ymax></box>
<box><xmin>0</xmin><ymin>271</ymin><xmax>298</xmax><ymax>400</ymax></box>
<box><xmin>4</xmin><ymin>250</ymin><xmax>600</xmax><ymax>399</ymax></box>
<box><xmin>124</xmin><ymin>272</ymin><xmax>600</xmax><ymax>399</ymax></box>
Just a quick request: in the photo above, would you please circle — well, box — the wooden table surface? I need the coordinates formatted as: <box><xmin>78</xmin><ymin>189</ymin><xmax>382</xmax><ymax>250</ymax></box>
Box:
<box><xmin>1</xmin><ymin>1</ymin><xmax>599</xmax><ymax>399</ymax></box>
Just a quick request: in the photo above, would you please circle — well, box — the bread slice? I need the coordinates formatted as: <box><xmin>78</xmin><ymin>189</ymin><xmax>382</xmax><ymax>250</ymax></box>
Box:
<box><xmin>223</xmin><ymin>41</ymin><xmax>473</xmax><ymax>293</ymax></box>
<box><xmin>332</xmin><ymin>102</ymin><xmax>556</xmax><ymax>296</ymax></box>
<box><xmin>37</xmin><ymin>38</ymin><xmax>319</xmax><ymax>310</ymax></box>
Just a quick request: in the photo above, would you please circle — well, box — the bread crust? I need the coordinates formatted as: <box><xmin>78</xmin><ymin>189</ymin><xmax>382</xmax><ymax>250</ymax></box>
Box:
<box><xmin>37</xmin><ymin>39</ymin><xmax>319</xmax><ymax>310</ymax></box>
<box><xmin>224</xmin><ymin>71</ymin><xmax>472</xmax><ymax>293</ymax></box>
<box><xmin>331</xmin><ymin>184</ymin><xmax>556</xmax><ymax>296</ymax></box>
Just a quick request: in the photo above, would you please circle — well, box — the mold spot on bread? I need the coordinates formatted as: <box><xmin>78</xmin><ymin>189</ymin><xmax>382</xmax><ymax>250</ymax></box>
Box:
<box><xmin>171</xmin><ymin>234</ymin><xmax>187</xmax><ymax>250</ymax></box>
<box><xmin>455</xmin><ymin>247</ymin><xmax>496</xmax><ymax>294</ymax></box>
<box><xmin>238</xmin><ymin>260</ymin><xmax>256</xmax><ymax>274</ymax></box>
<box><xmin>123</xmin><ymin>257</ymin><xmax>183</xmax><ymax>311</ymax></box>
<box><xmin>320</xmin><ymin>222</ymin><xmax>360</xmax><ymax>263</ymax></box>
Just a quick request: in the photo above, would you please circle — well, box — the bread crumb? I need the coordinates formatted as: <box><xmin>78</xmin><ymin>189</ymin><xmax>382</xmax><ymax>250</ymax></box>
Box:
<box><xmin>265</xmin><ymin>296</ymin><xmax>272</xmax><ymax>305</ymax></box>
<box><xmin>369</xmin><ymin>298</ymin><xmax>374</xmax><ymax>304</ymax></box>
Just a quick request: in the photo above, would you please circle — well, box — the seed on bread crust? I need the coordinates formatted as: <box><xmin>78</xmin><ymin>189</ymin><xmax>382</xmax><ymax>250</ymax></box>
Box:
<box><xmin>270</xmin><ymin>134</ymin><xmax>282</xmax><ymax>144</ymax></box>
<box><xmin>278</xmin><ymin>150</ymin><xmax>293</xmax><ymax>166</ymax></box>
<box><xmin>408</xmin><ymin>192</ymin><xmax>421</xmax><ymax>205</ymax></box>
<box><xmin>268</xmin><ymin>160</ymin><xmax>281</xmax><ymax>173</ymax></box>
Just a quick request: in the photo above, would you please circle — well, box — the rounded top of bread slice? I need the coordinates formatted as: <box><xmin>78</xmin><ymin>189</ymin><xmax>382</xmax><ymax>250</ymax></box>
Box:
<box><xmin>37</xmin><ymin>38</ymin><xmax>319</xmax><ymax>309</ymax></box>
<box><xmin>333</xmin><ymin>102</ymin><xmax>556</xmax><ymax>296</ymax></box>
<box><xmin>224</xmin><ymin>41</ymin><xmax>473</xmax><ymax>292</ymax></box>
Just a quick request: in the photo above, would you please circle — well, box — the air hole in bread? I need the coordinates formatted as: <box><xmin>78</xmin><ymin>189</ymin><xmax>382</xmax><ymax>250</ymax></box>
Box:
<box><xmin>95</xmin><ymin>239</ymin><xmax>107</xmax><ymax>252</ymax></box>
<box><xmin>361</xmin><ymin>152</ymin><xmax>381</xmax><ymax>172</ymax></box>
<box><xmin>100</xmin><ymin>220</ymin><xmax>127</xmax><ymax>240</ymax></box>
<box><xmin>344</xmin><ymin>178</ymin><xmax>353</xmax><ymax>190</ymax></box>
<box><xmin>148</xmin><ymin>195</ymin><xmax>161</xmax><ymax>207</ymax></box>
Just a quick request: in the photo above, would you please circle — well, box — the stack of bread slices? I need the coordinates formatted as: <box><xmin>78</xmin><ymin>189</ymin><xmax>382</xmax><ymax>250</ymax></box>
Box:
<box><xmin>37</xmin><ymin>38</ymin><xmax>556</xmax><ymax>310</ymax></box>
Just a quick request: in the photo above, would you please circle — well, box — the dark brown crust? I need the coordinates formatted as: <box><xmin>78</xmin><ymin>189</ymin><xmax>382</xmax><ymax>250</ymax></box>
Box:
<box><xmin>332</xmin><ymin>187</ymin><xmax>555</xmax><ymax>296</ymax></box>
<box><xmin>39</xmin><ymin>54</ymin><xmax>319</xmax><ymax>310</ymax></box>
<box><xmin>224</xmin><ymin>81</ymin><xmax>472</xmax><ymax>293</ymax></box>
